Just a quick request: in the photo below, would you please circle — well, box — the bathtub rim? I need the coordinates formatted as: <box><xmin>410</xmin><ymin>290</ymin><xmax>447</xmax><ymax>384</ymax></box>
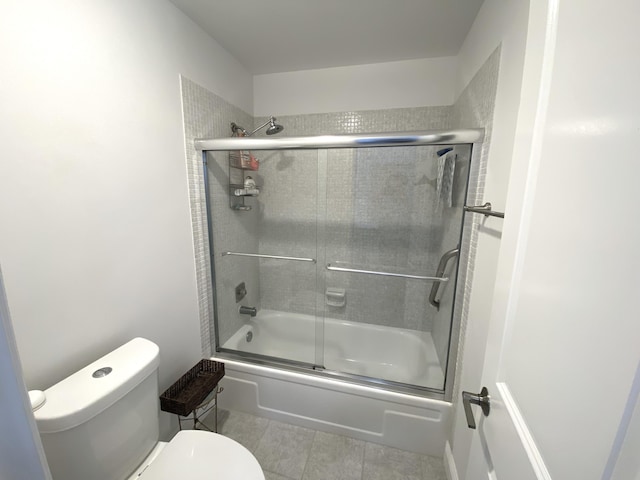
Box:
<box><xmin>212</xmin><ymin>351</ymin><xmax>447</xmax><ymax>401</ymax></box>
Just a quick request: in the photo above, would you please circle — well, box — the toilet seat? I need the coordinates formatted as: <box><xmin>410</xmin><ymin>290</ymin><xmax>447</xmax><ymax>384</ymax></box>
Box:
<box><xmin>138</xmin><ymin>430</ymin><xmax>264</xmax><ymax>480</ymax></box>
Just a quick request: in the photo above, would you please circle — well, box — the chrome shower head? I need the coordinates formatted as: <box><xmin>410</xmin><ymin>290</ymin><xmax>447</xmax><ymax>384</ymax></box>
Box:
<box><xmin>249</xmin><ymin>116</ymin><xmax>284</xmax><ymax>136</ymax></box>
<box><xmin>265</xmin><ymin>117</ymin><xmax>284</xmax><ymax>135</ymax></box>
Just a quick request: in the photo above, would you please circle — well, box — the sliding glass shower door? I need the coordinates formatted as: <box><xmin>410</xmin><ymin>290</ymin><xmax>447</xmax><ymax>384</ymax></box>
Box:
<box><xmin>205</xmin><ymin>140</ymin><xmax>472</xmax><ymax>393</ymax></box>
<box><xmin>322</xmin><ymin>145</ymin><xmax>470</xmax><ymax>391</ymax></box>
<box><xmin>206</xmin><ymin>148</ymin><xmax>323</xmax><ymax>367</ymax></box>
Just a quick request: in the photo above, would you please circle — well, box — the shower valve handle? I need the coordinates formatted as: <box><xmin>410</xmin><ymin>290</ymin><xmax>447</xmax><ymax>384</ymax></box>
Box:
<box><xmin>239</xmin><ymin>306</ymin><xmax>257</xmax><ymax>317</ymax></box>
<box><xmin>462</xmin><ymin>387</ymin><xmax>490</xmax><ymax>429</ymax></box>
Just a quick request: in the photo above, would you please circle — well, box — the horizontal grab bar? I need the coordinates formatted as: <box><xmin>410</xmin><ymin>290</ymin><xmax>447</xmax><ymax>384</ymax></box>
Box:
<box><xmin>221</xmin><ymin>252</ymin><xmax>317</xmax><ymax>263</ymax></box>
<box><xmin>463</xmin><ymin>202</ymin><xmax>505</xmax><ymax>218</ymax></box>
<box><xmin>326</xmin><ymin>264</ymin><xmax>448</xmax><ymax>282</ymax></box>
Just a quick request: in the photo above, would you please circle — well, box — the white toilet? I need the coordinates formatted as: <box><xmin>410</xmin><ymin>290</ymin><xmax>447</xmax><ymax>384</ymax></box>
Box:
<box><xmin>33</xmin><ymin>337</ymin><xmax>264</xmax><ymax>480</ymax></box>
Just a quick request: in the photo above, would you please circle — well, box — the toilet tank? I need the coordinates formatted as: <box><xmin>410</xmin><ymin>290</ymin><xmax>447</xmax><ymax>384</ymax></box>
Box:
<box><xmin>34</xmin><ymin>338</ymin><xmax>161</xmax><ymax>480</ymax></box>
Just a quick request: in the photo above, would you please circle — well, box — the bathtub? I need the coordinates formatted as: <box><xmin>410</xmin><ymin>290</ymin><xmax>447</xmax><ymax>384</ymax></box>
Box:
<box><xmin>223</xmin><ymin>310</ymin><xmax>444</xmax><ymax>388</ymax></box>
<box><xmin>214</xmin><ymin>310</ymin><xmax>451</xmax><ymax>456</ymax></box>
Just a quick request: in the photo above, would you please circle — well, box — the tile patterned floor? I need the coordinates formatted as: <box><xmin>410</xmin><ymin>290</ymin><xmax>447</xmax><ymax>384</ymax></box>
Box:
<box><xmin>202</xmin><ymin>409</ymin><xmax>446</xmax><ymax>480</ymax></box>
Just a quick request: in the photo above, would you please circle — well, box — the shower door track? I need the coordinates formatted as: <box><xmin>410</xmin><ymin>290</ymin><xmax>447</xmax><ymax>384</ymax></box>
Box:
<box><xmin>214</xmin><ymin>348</ymin><xmax>447</xmax><ymax>399</ymax></box>
<box><xmin>196</xmin><ymin>128</ymin><xmax>484</xmax><ymax>151</ymax></box>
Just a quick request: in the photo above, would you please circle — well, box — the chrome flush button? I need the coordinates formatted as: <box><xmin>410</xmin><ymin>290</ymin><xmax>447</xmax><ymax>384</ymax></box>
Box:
<box><xmin>92</xmin><ymin>367</ymin><xmax>112</xmax><ymax>378</ymax></box>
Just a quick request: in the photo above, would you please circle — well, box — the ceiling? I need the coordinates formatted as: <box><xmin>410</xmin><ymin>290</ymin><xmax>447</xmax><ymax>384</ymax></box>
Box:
<box><xmin>169</xmin><ymin>0</ymin><xmax>485</xmax><ymax>75</ymax></box>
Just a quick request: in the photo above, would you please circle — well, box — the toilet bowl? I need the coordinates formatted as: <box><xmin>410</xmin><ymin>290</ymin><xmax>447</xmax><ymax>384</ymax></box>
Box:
<box><xmin>131</xmin><ymin>430</ymin><xmax>262</xmax><ymax>479</ymax></box>
<box><xmin>33</xmin><ymin>338</ymin><xmax>264</xmax><ymax>480</ymax></box>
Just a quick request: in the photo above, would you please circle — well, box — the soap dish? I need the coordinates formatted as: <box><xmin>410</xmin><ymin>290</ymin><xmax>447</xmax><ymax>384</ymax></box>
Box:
<box><xmin>325</xmin><ymin>288</ymin><xmax>346</xmax><ymax>307</ymax></box>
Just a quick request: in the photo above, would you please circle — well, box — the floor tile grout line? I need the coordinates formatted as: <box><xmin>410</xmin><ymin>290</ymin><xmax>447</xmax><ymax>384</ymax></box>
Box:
<box><xmin>254</xmin><ymin>417</ymin><xmax>271</xmax><ymax>452</ymax></box>
<box><xmin>360</xmin><ymin>440</ymin><xmax>368</xmax><ymax>480</ymax></box>
<box><xmin>299</xmin><ymin>430</ymin><xmax>317</xmax><ymax>480</ymax></box>
<box><xmin>263</xmin><ymin>468</ymin><xmax>297</xmax><ymax>480</ymax></box>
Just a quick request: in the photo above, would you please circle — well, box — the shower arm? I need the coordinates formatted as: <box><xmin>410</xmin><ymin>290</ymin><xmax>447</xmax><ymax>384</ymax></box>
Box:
<box><xmin>247</xmin><ymin>118</ymin><xmax>274</xmax><ymax>136</ymax></box>
<box><xmin>230</xmin><ymin>122</ymin><xmax>248</xmax><ymax>136</ymax></box>
<box><xmin>230</xmin><ymin>117</ymin><xmax>279</xmax><ymax>137</ymax></box>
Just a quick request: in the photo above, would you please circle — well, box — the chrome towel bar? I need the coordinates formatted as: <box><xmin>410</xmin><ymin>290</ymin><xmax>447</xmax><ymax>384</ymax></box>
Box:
<box><xmin>463</xmin><ymin>202</ymin><xmax>505</xmax><ymax>218</ymax></box>
<box><xmin>326</xmin><ymin>264</ymin><xmax>448</xmax><ymax>282</ymax></box>
<box><xmin>222</xmin><ymin>252</ymin><xmax>316</xmax><ymax>263</ymax></box>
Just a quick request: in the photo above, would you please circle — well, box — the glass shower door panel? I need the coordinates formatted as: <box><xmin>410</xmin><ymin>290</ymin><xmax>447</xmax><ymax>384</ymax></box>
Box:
<box><xmin>207</xmin><ymin>149</ymin><xmax>322</xmax><ymax>367</ymax></box>
<box><xmin>217</xmin><ymin>255</ymin><xmax>319</xmax><ymax>365</ymax></box>
<box><xmin>323</xmin><ymin>145</ymin><xmax>470</xmax><ymax>391</ymax></box>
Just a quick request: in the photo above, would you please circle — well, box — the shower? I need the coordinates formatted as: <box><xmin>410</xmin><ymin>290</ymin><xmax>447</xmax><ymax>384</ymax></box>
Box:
<box><xmin>179</xmin><ymin>67</ymin><xmax>493</xmax><ymax>455</ymax></box>
<box><xmin>198</xmin><ymin>129</ymin><xmax>480</xmax><ymax>397</ymax></box>
<box><xmin>230</xmin><ymin>115</ymin><xmax>284</xmax><ymax>136</ymax></box>
<box><xmin>193</xmin><ymin>127</ymin><xmax>482</xmax><ymax>455</ymax></box>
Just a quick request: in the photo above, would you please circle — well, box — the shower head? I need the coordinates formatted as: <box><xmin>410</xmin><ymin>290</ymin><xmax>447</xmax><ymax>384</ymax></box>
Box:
<box><xmin>251</xmin><ymin>116</ymin><xmax>284</xmax><ymax>136</ymax></box>
<box><xmin>265</xmin><ymin>117</ymin><xmax>284</xmax><ymax>135</ymax></box>
<box><xmin>230</xmin><ymin>116</ymin><xmax>284</xmax><ymax>137</ymax></box>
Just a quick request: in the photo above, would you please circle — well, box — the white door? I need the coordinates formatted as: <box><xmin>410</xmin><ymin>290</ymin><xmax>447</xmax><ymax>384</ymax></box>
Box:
<box><xmin>0</xmin><ymin>268</ymin><xmax>52</xmax><ymax>480</ymax></box>
<box><xmin>463</xmin><ymin>0</ymin><xmax>640</xmax><ymax>478</ymax></box>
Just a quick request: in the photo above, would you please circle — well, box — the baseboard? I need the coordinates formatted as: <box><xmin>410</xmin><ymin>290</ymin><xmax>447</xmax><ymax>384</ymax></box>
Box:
<box><xmin>444</xmin><ymin>441</ymin><xmax>460</xmax><ymax>480</ymax></box>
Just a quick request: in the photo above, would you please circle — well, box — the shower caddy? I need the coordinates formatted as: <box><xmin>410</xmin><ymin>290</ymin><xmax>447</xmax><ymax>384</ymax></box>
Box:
<box><xmin>228</xmin><ymin>153</ymin><xmax>260</xmax><ymax>211</ymax></box>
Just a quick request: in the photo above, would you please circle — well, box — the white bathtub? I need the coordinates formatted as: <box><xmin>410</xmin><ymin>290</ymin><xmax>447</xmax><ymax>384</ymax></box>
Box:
<box><xmin>214</xmin><ymin>310</ymin><xmax>451</xmax><ymax>456</ymax></box>
<box><xmin>223</xmin><ymin>310</ymin><xmax>444</xmax><ymax>388</ymax></box>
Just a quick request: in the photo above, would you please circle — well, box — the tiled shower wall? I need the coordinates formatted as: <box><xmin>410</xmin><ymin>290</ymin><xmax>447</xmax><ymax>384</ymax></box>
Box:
<box><xmin>252</xmin><ymin>148</ymin><xmax>320</xmax><ymax>317</ymax></box>
<box><xmin>254</xmin><ymin>110</ymin><xmax>456</xmax><ymax>334</ymax></box>
<box><xmin>442</xmin><ymin>47</ymin><xmax>501</xmax><ymax>400</ymax></box>
<box><xmin>430</xmin><ymin>145</ymin><xmax>473</xmax><ymax>368</ymax></box>
<box><xmin>180</xmin><ymin>77</ymin><xmax>257</xmax><ymax>353</ymax></box>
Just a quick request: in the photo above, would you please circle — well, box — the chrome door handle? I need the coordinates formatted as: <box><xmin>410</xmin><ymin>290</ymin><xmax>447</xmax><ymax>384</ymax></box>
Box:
<box><xmin>428</xmin><ymin>247</ymin><xmax>459</xmax><ymax>310</ymax></box>
<box><xmin>462</xmin><ymin>387</ymin><xmax>490</xmax><ymax>429</ymax></box>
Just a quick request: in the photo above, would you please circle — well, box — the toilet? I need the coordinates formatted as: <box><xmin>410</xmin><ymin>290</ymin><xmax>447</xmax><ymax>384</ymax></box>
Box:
<box><xmin>33</xmin><ymin>338</ymin><xmax>264</xmax><ymax>480</ymax></box>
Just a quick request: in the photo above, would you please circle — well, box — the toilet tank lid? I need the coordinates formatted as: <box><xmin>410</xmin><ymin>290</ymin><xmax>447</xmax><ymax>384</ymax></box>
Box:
<box><xmin>34</xmin><ymin>337</ymin><xmax>160</xmax><ymax>433</ymax></box>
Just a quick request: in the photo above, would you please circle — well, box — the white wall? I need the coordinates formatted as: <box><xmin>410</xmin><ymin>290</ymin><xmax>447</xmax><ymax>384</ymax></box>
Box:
<box><xmin>253</xmin><ymin>57</ymin><xmax>457</xmax><ymax>116</ymax></box>
<box><xmin>0</xmin><ymin>0</ymin><xmax>253</xmax><ymax>438</ymax></box>
<box><xmin>447</xmin><ymin>0</ymin><xmax>531</xmax><ymax>479</ymax></box>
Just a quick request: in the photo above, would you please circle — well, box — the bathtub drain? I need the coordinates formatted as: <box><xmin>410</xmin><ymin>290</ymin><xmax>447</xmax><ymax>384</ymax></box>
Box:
<box><xmin>245</xmin><ymin>331</ymin><xmax>253</xmax><ymax>343</ymax></box>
